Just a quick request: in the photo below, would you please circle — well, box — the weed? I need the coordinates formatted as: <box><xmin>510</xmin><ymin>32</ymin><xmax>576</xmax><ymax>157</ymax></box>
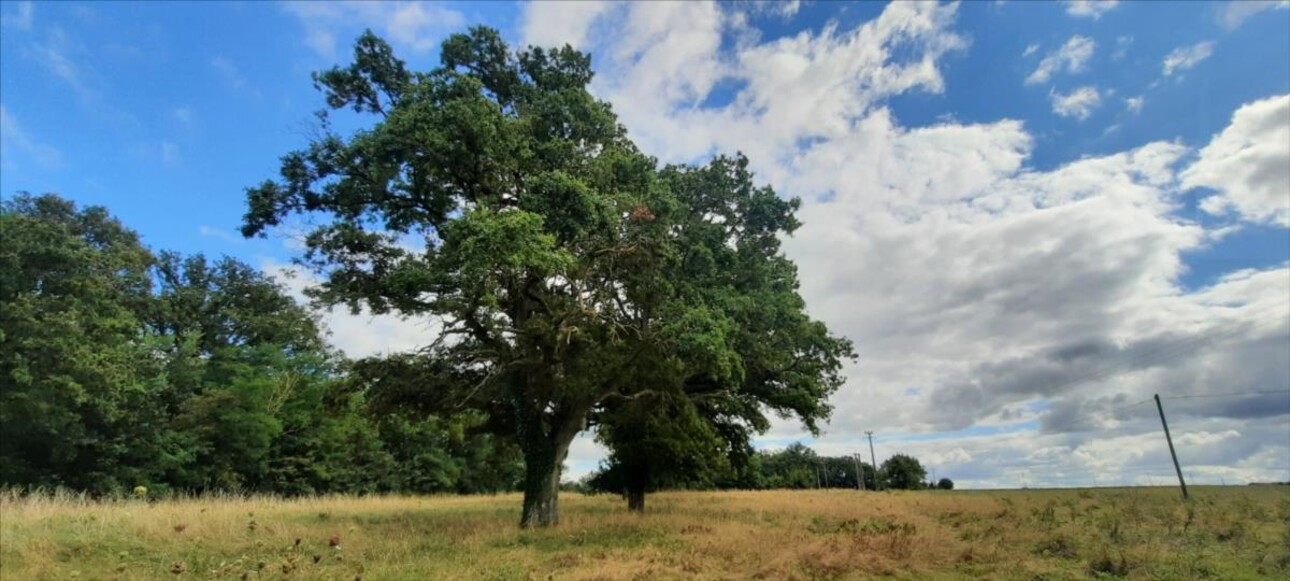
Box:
<box><xmin>1088</xmin><ymin>551</ymin><xmax>1131</xmax><ymax>578</ymax></box>
<box><xmin>1033</xmin><ymin>534</ymin><xmax>1078</xmax><ymax>559</ymax></box>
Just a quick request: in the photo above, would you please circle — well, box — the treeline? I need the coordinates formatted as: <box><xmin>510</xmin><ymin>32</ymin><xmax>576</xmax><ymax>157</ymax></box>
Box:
<box><xmin>0</xmin><ymin>194</ymin><xmax>523</xmax><ymax>496</ymax></box>
<box><xmin>585</xmin><ymin>442</ymin><xmax>953</xmax><ymax>493</ymax></box>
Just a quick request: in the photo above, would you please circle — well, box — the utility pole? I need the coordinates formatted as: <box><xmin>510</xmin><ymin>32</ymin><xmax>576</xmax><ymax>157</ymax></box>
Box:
<box><xmin>1154</xmin><ymin>394</ymin><xmax>1190</xmax><ymax>500</ymax></box>
<box><xmin>853</xmin><ymin>453</ymin><xmax>864</xmax><ymax>490</ymax></box>
<box><xmin>865</xmin><ymin>431</ymin><xmax>879</xmax><ymax>491</ymax></box>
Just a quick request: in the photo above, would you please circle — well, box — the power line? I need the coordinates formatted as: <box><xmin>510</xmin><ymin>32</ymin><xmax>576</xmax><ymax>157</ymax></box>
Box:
<box><xmin>1160</xmin><ymin>389</ymin><xmax>1290</xmax><ymax>401</ymax></box>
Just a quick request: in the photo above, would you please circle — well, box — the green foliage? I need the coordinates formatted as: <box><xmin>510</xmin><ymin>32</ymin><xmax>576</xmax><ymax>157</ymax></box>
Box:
<box><xmin>0</xmin><ymin>194</ymin><xmax>519</xmax><ymax>496</ymax></box>
<box><xmin>1</xmin><ymin>193</ymin><xmax>158</xmax><ymax>492</ymax></box>
<box><xmin>881</xmin><ymin>454</ymin><xmax>929</xmax><ymax>491</ymax></box>
<box><xmin>241</xmin><ymin>28</ymin><xmax>852</xmax><ymax>526</ymax></box>
<box><xmin>937</xmin><ymin>478</ymin><xmax>954</xmax><ymax>490</ymax></box>
<box><xmin>587</xmin><ymin>441</ymin><xmax>886</xmax><ymax>493</ymax></box>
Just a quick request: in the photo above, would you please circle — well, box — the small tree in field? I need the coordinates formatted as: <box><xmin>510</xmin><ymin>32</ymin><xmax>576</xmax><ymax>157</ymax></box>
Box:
<box><xmin>880</xmin><ymin>454</ymin><xmax>927</xmax><ymax>490</ymax></box>
<box><xmin>937</xmin><ymin>478</ymin><xmax>954</xmax><ymax>490</ymax></box>
<box><xmin>242</xmin><ymin>28</ymin><xmax>852</xmax><ymax>527</ymax></box>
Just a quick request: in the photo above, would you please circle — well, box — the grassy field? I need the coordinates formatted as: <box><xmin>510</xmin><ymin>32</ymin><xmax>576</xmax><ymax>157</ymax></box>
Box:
<box><xmin>2</xmin><ymin>486</ymin><xmax>1288</xmax><ymax>580</ymax></box>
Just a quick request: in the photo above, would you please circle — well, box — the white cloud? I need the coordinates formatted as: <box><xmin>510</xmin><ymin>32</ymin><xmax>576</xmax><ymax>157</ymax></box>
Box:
<box><xmin>1125</xmin><ymin>95</ymin><xmax>1144</xmax><ymax>114</ymax></box>
<box><xmin>1219</xmin><ymin>0</ymin><xmax>1289</xmax><ymax>30</ymax></box>
<box><xmin>282</xmin><ymin>1</ymin><xmax>465</xmax><ymax>57</ymax></box>
<box><xmin>0</xmin><ymin>0</ymin><xmax>32</xmax><ymax>30</ymax></box>
<box><xmin>1050</xmin><ymin>86</ymin><xmax>1101</xmax><ymax>119</ymax></box>
<box><xmin>211</xmin><ymin>56</ymin><xmax>262</xmax><ymax>100</ymax></box>
<box><xmin>1177</xmin><ymin>429</ymin><xmax>1241</xmax><ymax>446</ymax></box>
<box><xmin>522</xmin><ymin>0</ymin><xmax>967</xmax><ymax>176</ymax></box>
<box><xmin>517</xmin><ymin>1</ymin><xmax>1290</xmax><ymax>488</ymax></box>
<box><xmin>1183</xmin><ymin>94</ymin><xmax>1290</xmax><ymax>226</ymax></box>
<box><xmin>520</xmin><ymin>0</ymin><xmax>610</xmax><ymax>49</ymax></box>
<box><xmin>262</xmin><ymin>259</ymin><xmax>438</xmax><ymax>358</ymax></box>
<box><xmin>1112</xmin><ymin>35</ymin><xmax>1132</xmax><ymax>61</ymax></box>
<box><xmin>1026</xmin><ymin>35</ymin><xmax>1095</xmax><ymax>85</ymax></box>
<box><xmin>199</xmin><ymin>225</ymin><xmax>244</xmax><ymax>245</ymax></box>
<box><xmin>1162</xmin><ymin>41</ymin><xmax>1214</xmax><ymax>76</ymax></box>
<box><xmin>1022</xmin><ymin>43</ymin><xmax>1039</xmax><ymax>57</ymax></box>
<box><xmin>211</xmin><ymin>56</ymin><xmax>246</xmax><ymax>88</ymax></box>
<box><xmin>1064</xmin><ymin>0</ymin><xmax>1119</xmax><ymax>20</ymax></box>
<box><xmin>27</xmin><ymin>28</ymin><xmax>91</xmax><ymax>101</ymax></box>
<box><xmin>0</xmin><ymin>104</ymin><xmax>65</xmax><ymax>171</ymax></box>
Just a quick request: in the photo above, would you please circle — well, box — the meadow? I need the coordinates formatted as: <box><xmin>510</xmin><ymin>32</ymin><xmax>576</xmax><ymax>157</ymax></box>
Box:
<box><xmin>1</xmin><ymin>486</ymin><xmax>1287</xmax><ymax>580</ymax></box>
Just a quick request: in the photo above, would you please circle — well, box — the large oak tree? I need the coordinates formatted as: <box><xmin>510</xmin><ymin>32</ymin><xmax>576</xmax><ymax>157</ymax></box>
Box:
<box><xmin>242</xmin><ymin>28</ymin><xmax>852</xmax><ymax>527</ymax></box>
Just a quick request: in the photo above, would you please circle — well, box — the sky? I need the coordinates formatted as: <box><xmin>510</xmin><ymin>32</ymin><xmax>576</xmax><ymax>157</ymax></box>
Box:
<box><xmin>2</xmin><ymin>0</ymin><xmax>1288</xmax><ymax>489</ymax></box>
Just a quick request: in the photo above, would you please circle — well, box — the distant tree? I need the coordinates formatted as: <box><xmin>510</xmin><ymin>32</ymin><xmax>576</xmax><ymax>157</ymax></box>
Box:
<box><xmin>590</xmin><ymin>394</ymin><xmax>730</xmax><ymax>510</ymax></box>
<box><xmin>242</xmin><ymin>28</ymin><xmax>852</xmax><ymax>527</ymax></box>
<box><xmin>937</xmin><ymin>478</ymin><xmax>954</xmax><ymax>490</ymax></box>
<box><xmin>880</xmin><ymin>454</ymin><xmax>927</xmax><ymax>490</ymax></box>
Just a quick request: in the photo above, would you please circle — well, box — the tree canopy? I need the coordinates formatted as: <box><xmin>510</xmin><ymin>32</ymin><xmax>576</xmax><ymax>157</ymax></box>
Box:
<box><xmin>881</xmin><ymin>454</ymin><xmax>929</xmax><ymax>491</ymax></box>
<box><xmin>242</xmin><ymin>27</ymin><xmax>853</xmax><ymax>527</ymax></box>
<box><xmin>0</xmin><ymin>193</ymin><xmax>521</xmax><ymax>496</ymax></box>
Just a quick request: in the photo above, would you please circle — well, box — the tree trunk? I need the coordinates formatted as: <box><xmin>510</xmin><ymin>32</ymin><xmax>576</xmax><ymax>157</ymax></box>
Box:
<box><xmin>518</xmin><ymin>422</ymin><xmax>578</xmax><ymax>528</ymax></box>
<box><xmin>520</xmin><ymin>447</ymin><xmax>561</xmax><ymax>528</ymax></box>
<box><xmin>625</xmin><ymin>461</ymin><xmax>648</xmax><ymax>512</ymax></box>
<box><xmin>626</xmin><ymin>487</ymin><xmax>645</xmax><ymax>512</ymax></box>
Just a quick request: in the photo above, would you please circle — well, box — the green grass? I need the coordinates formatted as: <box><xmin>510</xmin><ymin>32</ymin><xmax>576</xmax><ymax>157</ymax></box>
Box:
<box><xmin>1</xmin><ymin>486</ymin><xmax>1287</xmax><ymax>579</ymax></box>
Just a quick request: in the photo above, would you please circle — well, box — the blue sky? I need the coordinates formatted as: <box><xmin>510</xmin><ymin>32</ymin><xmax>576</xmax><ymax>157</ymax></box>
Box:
<box><xmin>3</xmin><ymin>1</ymin><xmax>1288</xmax><ymax>488</ymax></box>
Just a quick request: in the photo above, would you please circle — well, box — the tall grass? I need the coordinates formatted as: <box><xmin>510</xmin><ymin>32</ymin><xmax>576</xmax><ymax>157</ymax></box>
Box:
<box><xmin>2</xmin><ymin>486</ymin><xmax>1287</xmax><ymax>579</ymax></box>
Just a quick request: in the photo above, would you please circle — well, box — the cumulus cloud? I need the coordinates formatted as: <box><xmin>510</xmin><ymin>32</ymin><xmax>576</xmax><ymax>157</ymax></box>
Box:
<box><xmin>282</xmin><ymin>1</ymin><xmax>465</xmax><ymax>57</ymax></box>
<box><xmin>1064</xmin><ymin>0</ymin><xmax>1119</xmax><ymax>20</ymax></box>
<box><xmin>1162</xmin><ymin>41</ymin><xmax>1214</xmax><ymax>76</ymax></box>
<box><xmin>514</xmin><ymin>1</ymin><xmax>1290</xmax><ymax>488</ymax></box>
<box><xmin>521</xmin><ymin>0</ymin><xmax>967</xmax><ymax>177</ymax></box>
<box><xmin>1026</xmin><ymin>35</ymin><xmax>1095</xmax><ymax>85</ymax></box>
<box><xmin>1050</xmin><ymin>86</ymin><xmax>1101</xmax><ymax>119</ymax></box>
<box><xmin>1183</xmin><ymin>94</ymin><xmax>1290</xmax><ymax>226</ymax></box>
<box><xmin>1125</xmin><ymin>95</ymin><xmax>1144</xmax><ymax>114</ymax></box>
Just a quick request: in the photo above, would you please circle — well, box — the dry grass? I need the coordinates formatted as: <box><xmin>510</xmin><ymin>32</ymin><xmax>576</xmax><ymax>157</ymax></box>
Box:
<box><xmin>2</xmin><ymin>486</ymin><xmax>1288</xmax><ymax>580</ymax></box>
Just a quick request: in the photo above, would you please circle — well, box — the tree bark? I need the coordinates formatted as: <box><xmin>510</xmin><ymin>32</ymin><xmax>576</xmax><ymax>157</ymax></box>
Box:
<box><xmin>519</xmin><ymin>445</ymin><xmax>562</xmax><ymax>528</ymax></box>
<box><xmin>518</xmin><ymin>416</ymin><xmax>580</xmax><ymax>528</ymax></box>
